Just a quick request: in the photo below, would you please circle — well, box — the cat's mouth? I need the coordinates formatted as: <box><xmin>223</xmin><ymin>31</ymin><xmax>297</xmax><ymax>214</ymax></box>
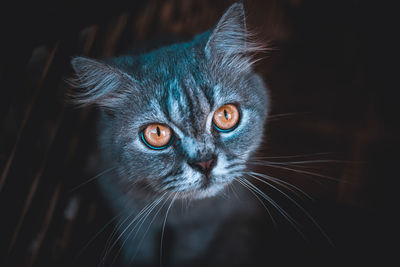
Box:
<box><xmin>177</xmin><ymin>171</ymin><xmax>237</xmax><ymax>199</ymax></box>
<box><xmin>174</xmin><ymin>180</ymin><xmax>230</xmax><ymax>200</ymax></box>
<box><xmin>199</xmin><ymin>173</ymin><xmax>214</xmax><ymax>189</ymax></box>
<box><xmin>147</xmin><ymin>156</ymin><xmax>243</xmax><ymax>199</ymax></box>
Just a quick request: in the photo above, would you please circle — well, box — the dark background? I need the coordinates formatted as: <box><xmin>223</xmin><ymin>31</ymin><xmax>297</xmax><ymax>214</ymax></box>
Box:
<box><xmin>0</xmin><ymin>0</ymin><xmax>396</xmax><ymax>266</ymax></box>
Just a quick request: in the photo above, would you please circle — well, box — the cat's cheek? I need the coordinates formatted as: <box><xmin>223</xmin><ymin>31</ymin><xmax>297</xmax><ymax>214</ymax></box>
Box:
<box><xmin>182</xmin><ymin>163</ymin><xmax>202</xmax><ymax>185</ymax></box>
<box><xmin>127</xmin><ymin>138</ymin><xmax>178</xmax><ymax>175</ymax></box>
<box><xmin>215</xmin><ymin>108</ymin><xmax>263</xmax><ymax>159</ymax></box>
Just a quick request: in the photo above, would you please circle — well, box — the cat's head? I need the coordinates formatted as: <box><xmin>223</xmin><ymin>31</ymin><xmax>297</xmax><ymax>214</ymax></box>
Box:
<box><xmin>70</xmin><ymin>3</ymin><xmax>269</xmax><ymax>199</ymax></box>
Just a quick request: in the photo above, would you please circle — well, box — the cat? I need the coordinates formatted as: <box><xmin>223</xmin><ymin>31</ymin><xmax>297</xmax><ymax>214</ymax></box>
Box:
<box><xmin>70</xmin><ymin>3</ymin><xmax>270</xmax><ymax>266</ymax></box>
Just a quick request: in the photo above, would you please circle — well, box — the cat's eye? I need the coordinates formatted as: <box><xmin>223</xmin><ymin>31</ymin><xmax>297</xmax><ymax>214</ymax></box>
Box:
<box><xmin>141</xmin><ymin>124</ymin><xmax>174</xmax><ymax>149</ymax></box>
<box><xmin>212</xmin><ymin>104</ymin><xmax>240</xmax><ymax>132</ymax></box>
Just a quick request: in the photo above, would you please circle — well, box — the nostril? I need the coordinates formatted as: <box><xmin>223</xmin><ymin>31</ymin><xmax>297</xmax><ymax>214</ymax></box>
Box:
<box><xmin>194</xmin><ymin>159</ymin><xmax>214</xmax><ymax>172</ymax></box>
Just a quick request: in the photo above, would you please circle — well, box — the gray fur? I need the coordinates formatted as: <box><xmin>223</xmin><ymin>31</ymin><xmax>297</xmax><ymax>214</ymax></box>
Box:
<box><xmin>70</xmin><ymin>3</ymin><xmax>269</xmax><ymax>266</ymax></box>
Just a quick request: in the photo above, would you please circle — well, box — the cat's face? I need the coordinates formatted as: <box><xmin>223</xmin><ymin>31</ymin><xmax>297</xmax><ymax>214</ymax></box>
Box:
<box><xmin>71</xmin><ymin>3</ymin><xmax>269</xmax><ymax>199</ymax></box>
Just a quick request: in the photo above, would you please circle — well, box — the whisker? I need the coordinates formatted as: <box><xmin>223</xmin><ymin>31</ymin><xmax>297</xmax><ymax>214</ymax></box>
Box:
<box><xmin>69</xmin><ymin>166</ymin><xmax>117</xmax><ymax>192</ymax></box>
<box><xmin>246</xmin><ymin>171</ymin><xmax>313</xmax><ymax>201</ymax></box>
<box><xmin>267</xmin><ymin>112</ymin><xmax>309</xmax><ymax>121</ymax></box>
<box><xmin>267</xmin><ymin>159</ymin><xmax>351</xmax><ymax>165</ymax></box>
<box><xmin>129</xmin><ymin>194</ymin><xmax>175</xmax><ymax>265</ymax></box>
<box><xmin>229</xmin><ymin>181</ymin><xmax>241</xmax><ymax>200</ymax></box>
<box><xmin>238</xmin><ymin>178</ymin><xmax>306</xmax><ymax>239</ymax></box>
<box><xmin>103</xmin><ymin>201</ymin><xmax>150</xmax><ymax>260</ymax></box>
<box><xmin>74</xmin><ymin>211</ymin><xmax>123</xmax><ymax>263</ymax></box>
<box><xmin>248</xmin><ymin>160</ymin><xmax>318</xmax><ymax>170</ymax></box>
<box><xmin>102</xmin><ymin>208</ymin><xmax>137</xmax><ymax>262</ymax></box>
<box><xmin>160</xmin><ymin>192</ymin><xmax>178</xmax><ymax>267</ymax></box>
<box><xmin>234</xmin><ymin>179</ymin><xmax>276</xmax><ymax>227</ymax></box>
<box><xmin>246</xmin><ymin>173</ymin><xmax>333</xmax><ymax>246</ymax></box>
<box><xmin>248</xmin><ymin>162</ymin><xmax>341</xmax><ymax>183</ymax></box>
<box><xmin>251</xmin><ymin>152</ymin><xmax>335</xmax><ymax>160</ymax></box>
<box><xmin>248</xmin><ymin>159</ymin><xmax>332</xmax><ymax>170</ymax></box>
<box><xmin>109</xmin><ymin>195</ymin><xmax>165</xmax><ymax>267</ymax></box>
<box><xmin>238</xmin><ymin>178</ymin><xmax>293</xmax><ymax>223</ymax></box>
<box><xmin>101</xmin><ymin>193</ymin><xmax>166</xmax><ymax>266</ymax></box>
<box><xmin>106</xmin><ymin>203</ymin><xmax>138</xmax><ymax>243</ymax></box>
<box><xmin>249</xmin><ymin>158</ymin><xmax>353</xmax><ymax>166</ymax></box>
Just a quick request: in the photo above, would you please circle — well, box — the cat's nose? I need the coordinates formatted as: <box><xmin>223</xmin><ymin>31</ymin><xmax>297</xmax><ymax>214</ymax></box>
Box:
<box><xmin>196</xmin><ymin>159</ymin><xmax>214</xmax><ymax>170</ymax></box>
<box><xmin>190</xmin><ymin>158</ymin><xmax>215</xmax><ymax>173</ymax></box>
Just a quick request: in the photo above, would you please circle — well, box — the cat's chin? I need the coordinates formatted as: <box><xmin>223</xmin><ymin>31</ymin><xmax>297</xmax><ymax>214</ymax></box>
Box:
<box><xmin>172</xmin><ymin>181</ymin><xmax>230</xmax><ymax>200</ymax></box>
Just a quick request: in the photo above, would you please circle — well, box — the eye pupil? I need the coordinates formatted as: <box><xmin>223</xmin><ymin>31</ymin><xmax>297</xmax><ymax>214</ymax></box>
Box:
<box><xmin>224</xmin><ymin>109</ymin><xmax>229</xmax><ymax>120</ymax></box>
<box><xmin>156</xmin><ymin>126</ymin><xmax>160</xmax><ymax>136</ymax></box>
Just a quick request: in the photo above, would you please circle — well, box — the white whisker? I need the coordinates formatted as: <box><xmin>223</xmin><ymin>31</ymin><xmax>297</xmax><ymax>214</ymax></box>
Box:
<box><xmin>245</xmin><ymin>173</ymin><xmax>333</xmax><ymax>245</ymax></box>
<box><xmin>248</xmin><ymin>161</ymin><xmax>341</xmax><ymax>183</ymax></box>
<box><xmin>251</xmin><ymin>152</ymin><xmax>335</xmax><ymax>160</ymax></box>
<box><xmin>74</xmin><ymin>211</ymin><xmax>123</xmax><ymax>263</ymax></box>
<box><xmin>110</xmin><ymin>196</ymin><xmax>165</xmax><ymax>266</ymax></box>
<box><xmin>101</xmin><ymin>193</ymin><xmax>166</xmax><ymax>266</ymax></box>
<box><xmin>246</xmin><ymin>171</ymin><xmax>313</xmax><ymax>201</ymax></box>
<box><xmin>234</xmin><ymin>179</ymin><xmax>276</xmax><ymax>227</ymax></box>
<box><xmin>238</xmin><ymin>178</ymin><xmax>306</xmax><ymax>239</ymax></box>
<box><xmin>69</xmin><ymin>166</ymin><xmax>117</xmax><ymax>192</ymax></box>
<box><xmin>129</xmin><ymin>194</ymin><xmax>175</xmax><ymax>265</ymax></box>
<box><xmin>160</xmin><ymin>192</ymin><xmax>178</xmax><ymax>267</ymax></box>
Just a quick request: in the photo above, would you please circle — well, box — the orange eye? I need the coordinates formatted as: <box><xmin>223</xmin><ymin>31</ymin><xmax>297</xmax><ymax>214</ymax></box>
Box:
<box><xmin>212</xmin><ymin>104</ymin><xmax>240</xmax><ymax>132</ymax></box>
<box><xmin>141</xmin><ymin>124</ymin><xmax>173</xmax><ymax>149</ymax></box>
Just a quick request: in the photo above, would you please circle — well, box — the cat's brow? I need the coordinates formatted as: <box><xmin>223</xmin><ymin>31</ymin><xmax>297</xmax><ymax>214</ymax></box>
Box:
<box><xmin>165</xmin><ymin>79</ymin><xmax>211</xmax><ymax>136</ymax></box>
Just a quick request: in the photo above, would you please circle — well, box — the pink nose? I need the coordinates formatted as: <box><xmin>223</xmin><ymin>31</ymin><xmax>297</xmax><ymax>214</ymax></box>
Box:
<box><xmin>195</xmin><ymin>159</ymin><xmax>214</xmax><ymax>171</ymax></box>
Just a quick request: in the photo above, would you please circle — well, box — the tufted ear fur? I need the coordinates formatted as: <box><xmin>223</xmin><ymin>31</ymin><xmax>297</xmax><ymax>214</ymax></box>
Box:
<box><xmin>68</xmin><ymin>57</ymin><xmax>136</xmax><ymax>110</ymax></box>
<box><xmin>205</xmin><ymin>2</ymin><xmax>264</xmax><ymax>72</ymax></box>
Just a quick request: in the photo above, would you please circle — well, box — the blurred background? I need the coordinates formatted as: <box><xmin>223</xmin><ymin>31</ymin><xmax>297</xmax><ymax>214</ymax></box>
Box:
<box><xmin>0</xmin><ymin>0</ymin><xmax>396</xmax><ymax>266</ymax></box>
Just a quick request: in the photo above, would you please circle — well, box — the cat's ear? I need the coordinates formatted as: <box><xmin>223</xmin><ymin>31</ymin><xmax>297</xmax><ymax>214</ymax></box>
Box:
<box><xmin>205</xmin><ymin>3</ymin><xmax>246</xmax><ymax>57</ymax></box>
<box><xmin>205</xmin><ymin>3</ymin><xmax>262</xmax><ymax>69</ymax></box>
<box><xmin>68</xmin><ymin>57</ymin><xmax>135</xmax><ymax>109</ymax></box>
